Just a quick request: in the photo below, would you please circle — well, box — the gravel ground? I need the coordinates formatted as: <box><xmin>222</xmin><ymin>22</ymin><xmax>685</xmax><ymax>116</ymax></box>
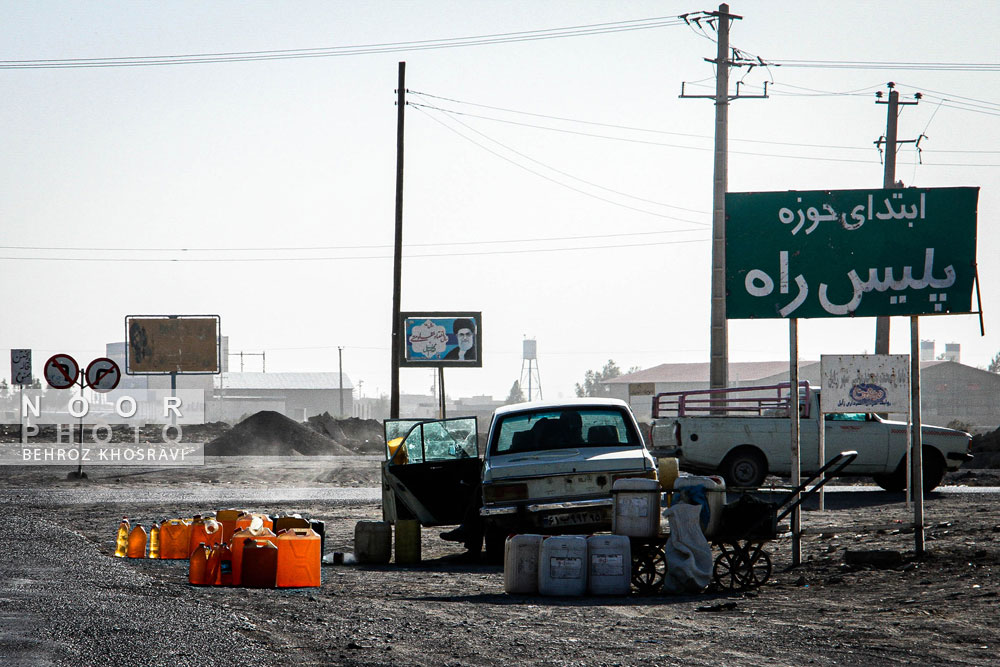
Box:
<box><xmin>2</xmin><ymin>458</ymin><xmax>999</xmax><ymax>666</ymax></box>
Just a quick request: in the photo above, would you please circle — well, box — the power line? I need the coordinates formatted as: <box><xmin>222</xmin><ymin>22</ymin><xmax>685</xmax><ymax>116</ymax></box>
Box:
<box><xmin>408</xmin><ymin>96</ymin><xmax>709</xmax><ymax>216</ymax></box>
<box><xmin>773</xmin><ymin>59</ymin><xmax>1000</xmax><ymax>71</ymax></box>
<box><xmin>0</xmin><ymin>228</ymin><xmax>704</xmax><ymax>253</ymax></box>
<box><xmin>411</xmin><ymin>89</ymin><xmax>877</xmax><ymax>151</ymax></box>
<box><xmin>411</xmin><ymin>103</ymin><xmax>710</xmax><ymax>224</ymax></box>
<box><xmin>0</xmin><ymin>236</ymin><xmax>708</xmax><ymax>263</ymax></box>
<box><xmin>0</xmin><ymin>17</ymin><xmax>686</xmax><ymax>69</ymax></box>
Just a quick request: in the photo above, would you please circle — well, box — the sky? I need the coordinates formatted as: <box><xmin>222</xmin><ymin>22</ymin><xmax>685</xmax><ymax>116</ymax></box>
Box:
<box><xmin>2</xmin><ymin>1</ymin><xmax>999</xmax><ymax>404</ymax></box>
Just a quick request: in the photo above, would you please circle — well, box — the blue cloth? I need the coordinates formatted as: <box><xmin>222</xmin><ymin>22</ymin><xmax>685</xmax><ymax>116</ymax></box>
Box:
<box><xmin>671</xmin><ymin>485</ymin><xmax>711</xmax><ymax>531</ymax></box>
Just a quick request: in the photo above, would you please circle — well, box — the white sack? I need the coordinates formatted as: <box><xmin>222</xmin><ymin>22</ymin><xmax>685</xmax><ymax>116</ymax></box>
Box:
<box><xmin>662</xmin><ymin>503</ymin><xmax>713</xmax><ymax>594</ymax></box>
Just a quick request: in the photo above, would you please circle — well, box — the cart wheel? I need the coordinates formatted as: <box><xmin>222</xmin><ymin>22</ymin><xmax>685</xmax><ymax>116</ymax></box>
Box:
<box><xmin>739</xmin><ymin>542</ymin><xmax>772</xmax><ymax>589</ymax></box>
<box><xmin>712</xmin><ymin>542</ymin><xmax>744</xmax><ymax>591</ymax></box>
<box><xmin>713</xmin><ymin>541</ymin><xmax>772</xmax><ymax>590</ymax></box>
<box><xmin>631</xmin><ymin>543</ymin><xmax>666</xmax><ymax>594</ymax></box>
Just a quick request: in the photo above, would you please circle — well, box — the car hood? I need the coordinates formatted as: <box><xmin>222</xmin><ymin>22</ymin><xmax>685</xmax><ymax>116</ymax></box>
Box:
<box><xmin>483</xmin><ymin>446</ymin><xmax>652</xmax><ymax>482</ymax></box>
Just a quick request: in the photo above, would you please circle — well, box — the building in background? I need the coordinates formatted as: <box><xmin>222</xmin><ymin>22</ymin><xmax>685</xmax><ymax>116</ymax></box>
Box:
<box><xmin>211</xmin><ymin>372</ymin><xmax>353</xmax><ymax>423</ymax></box>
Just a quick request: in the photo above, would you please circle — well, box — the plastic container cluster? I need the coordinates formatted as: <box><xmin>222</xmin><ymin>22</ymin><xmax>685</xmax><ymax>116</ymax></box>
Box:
<box><xmin>112</xmin><ymin>510</ymin><xmax>324</xmax><ymax>588</ymax></box>
<box><xmin>504</xmin><ymin>534</ymin><xmax>633</xmax><ymax>596</ymax></box>
<box><xmin>353</xmin><ymin>519</ymin><xmax>421</xmax><ymax>565</ymax></box>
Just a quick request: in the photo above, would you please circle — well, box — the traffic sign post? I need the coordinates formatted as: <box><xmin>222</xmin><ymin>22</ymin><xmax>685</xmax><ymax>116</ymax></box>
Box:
<box><xmin>11</xmin><ymin>349</ymin><xmax>32</xmax><ymax>444</ymax></box>
<box><xmin>44</xmin><ymin>354</ymin><xmax>80</xmax><ymax>390</ymax></box>
<box><xmin>41</xmin><ymin>353</ymin><xmax>123</xmax><ymax>479</ymax></box>
<box><xmin>85</xmin><ymin>358</ymin><xmax>121</xmax><ymax>393</ymax></box>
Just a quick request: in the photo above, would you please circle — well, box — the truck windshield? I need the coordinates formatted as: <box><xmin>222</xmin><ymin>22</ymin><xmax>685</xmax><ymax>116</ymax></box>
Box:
<box><xmin>490</xmin><ymin>407</ymin><xmax>639</xmax><ymax>456</ymax></box>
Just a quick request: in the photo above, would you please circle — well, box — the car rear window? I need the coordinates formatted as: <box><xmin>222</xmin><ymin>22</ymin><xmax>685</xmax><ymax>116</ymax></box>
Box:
<box><xmin>489</xmin><ymin>407</ymin><xmax>639</xmax><ymax>456</ymax></box>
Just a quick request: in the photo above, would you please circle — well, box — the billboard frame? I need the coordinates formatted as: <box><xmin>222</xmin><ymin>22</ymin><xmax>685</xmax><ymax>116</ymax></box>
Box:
<box><xmin>399</xmin><ymin>311</ymin><xmax>483</xmax><ymax>368</ymax></box>
<box><xmin>124</xmin><ymin>314</ymin><xmax>221</xmax><ymax>376</ymax></box>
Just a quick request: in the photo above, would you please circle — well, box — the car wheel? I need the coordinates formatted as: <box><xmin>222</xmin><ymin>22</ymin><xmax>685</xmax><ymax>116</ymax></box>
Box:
<box><xmin>720</xmin><ymin>448</ymin><xmax>767</xmax><ymax>488</ymax></box>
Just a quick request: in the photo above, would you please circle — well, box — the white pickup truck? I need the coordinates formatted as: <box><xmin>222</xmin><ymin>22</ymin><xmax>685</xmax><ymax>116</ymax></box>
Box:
<box><xmin>649</xmin><ymin>383</ymin><xmax>972</xmax><ymax>491</ymax></box>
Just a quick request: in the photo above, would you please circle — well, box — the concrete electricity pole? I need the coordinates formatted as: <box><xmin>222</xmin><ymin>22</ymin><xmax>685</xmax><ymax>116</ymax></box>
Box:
<box><xmin>680</xmin><ymin>4</ymin><xmax>767</xmax><ymax>390</ymax></box>
<box><xmin>391</xmin><ymin>62</ymin><xmax>405</xmax><ymax>418</ymax></box>
<box><xmin>873</xmin><ymin>82</ymin><xmax>920</xmax><ymax>355</ymax></box>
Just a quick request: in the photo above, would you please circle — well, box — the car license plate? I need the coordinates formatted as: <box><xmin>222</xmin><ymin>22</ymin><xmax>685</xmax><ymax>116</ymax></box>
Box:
<box><xmin>540</xmin><ymin>509</ymin><xmax>607</xmax><ymax>528</ymax></box>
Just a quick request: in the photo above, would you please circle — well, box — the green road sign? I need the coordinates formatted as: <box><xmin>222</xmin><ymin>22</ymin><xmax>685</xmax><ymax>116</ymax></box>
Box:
<box><xmin>725</xmin><ymin>187</ymin><xmax>979</xmax><ymax>319</ymax></box>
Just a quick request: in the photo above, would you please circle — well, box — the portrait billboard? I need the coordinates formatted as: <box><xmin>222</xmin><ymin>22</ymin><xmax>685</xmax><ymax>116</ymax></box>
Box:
<box><xmin>726</xmin><ymin>187</ymin><xmax>978</xmax><ymax>319</ymax></box>
<box><xmin>400</xmin><ymin>312</ymin><xmax>482</xmax><ymax>368</ymax></box>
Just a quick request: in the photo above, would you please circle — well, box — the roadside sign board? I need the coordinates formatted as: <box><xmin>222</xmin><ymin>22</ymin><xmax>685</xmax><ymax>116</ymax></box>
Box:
<box><xmin>125</xmin><ymin>315</ymin><xmax>220</xmax><ymax>374</ymax></box>
<box><xmin>820</xmin><ymin>354</ymin><xmax>910</xmax><ymax>414</ymax></box>
<box><xmin>400</xmin><ymin>311</ymin><xmax>483</xmax><ymax>367</ymax></box>
<box><xmin>10</xmin><ymin>349</ymin><xmax>31</xmax><ymax>386</ymax></box>
<box><xmin>726</xmin><ymin>187</ymin><xmax>979</xmax><ymax>319</ymax></box>
<box><xmin>44</xmin><ymin>353</ymin><xmax>80</xmax><ymax>389</ymax></box>
<box><xmin>85</xmin><ymin>357</ymin><xmax>122</xmax><ymax>393</ymax></box>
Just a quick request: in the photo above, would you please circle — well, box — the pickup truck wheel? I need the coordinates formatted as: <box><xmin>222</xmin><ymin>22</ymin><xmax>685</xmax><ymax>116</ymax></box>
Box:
<box><xmin>872</xmin><ymin>470</ymin><xmax>904</xmax><ymax>492</ymax></box>
<box><xmin>720</xmin><ymin>449</ymin><xmax>767</xmax><ymax>488</ymax></box>
<box><xmin>873</xmin><ymin>447</ymin><xmax>946</xmax><ymax>493</ymax></box>
<box><xmin>921</xmin><ymin>448</ymin><xmax>946</xmax><ymax>492</ymax></box>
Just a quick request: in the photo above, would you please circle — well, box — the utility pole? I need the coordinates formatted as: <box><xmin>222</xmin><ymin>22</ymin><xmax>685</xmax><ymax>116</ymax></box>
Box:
<box><xmin>873</xmin><ymin>82</ymin><xmax>920</xmax><ymax>355</ymax></box>
<box><xmin>338</xmin><ymin>346</ymin><xmax>344</xmax><ymax>417</ymax></box>
<box><xmin>390</xmin><ymin>62</ymin><xmax>406</xmax><ymax>418</ymax></box>
<box><xmin>680</xmin><ymin>4</ymin><xmax>767</xmax><ymax>391</ymax></box>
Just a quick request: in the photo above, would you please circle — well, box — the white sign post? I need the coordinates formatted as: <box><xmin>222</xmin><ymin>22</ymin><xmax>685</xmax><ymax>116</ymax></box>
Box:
<box><xmin>820</xmin><ymin>355</ymin><xmax>911</xmax><ymax>510</ymax></box>
<box><xmin>10</xmin><ymin>349</ymin><xmax>31</xmax><ymax>444</ymax></box>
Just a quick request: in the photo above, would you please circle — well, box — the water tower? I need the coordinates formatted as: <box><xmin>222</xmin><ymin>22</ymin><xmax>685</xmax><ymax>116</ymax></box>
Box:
<box><xmin>520</xmin><ymin>338</ymin><xmax>542</xmax><ymax>401</ymax></box>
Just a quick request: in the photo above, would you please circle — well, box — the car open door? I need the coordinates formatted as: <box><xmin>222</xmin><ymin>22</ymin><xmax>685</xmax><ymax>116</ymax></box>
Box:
<box><xmin>381</xmin><ymin>417</ymin><xmax>481</xmax><ymax>526</ymax></box>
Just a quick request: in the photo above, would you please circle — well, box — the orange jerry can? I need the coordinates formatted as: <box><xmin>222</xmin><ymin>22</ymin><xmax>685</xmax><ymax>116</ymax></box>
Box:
<box><xmin>215</xmin><ymin>543</ymin><xmax>234</xmax><ymax>586</ymax></box>
<box><xmin>215</xmin><ymin>509</ymin><xmax>249</xmax><ymax>544</ymax></box>
<box><xmin>272</xmin><ymin>514</ymin><xmax>311</xmax><ymax>533</ymax></box>
<box><xmin>189</xmin><ymin>516</ymin><xmax>223</xmax><ymax>557</ymax></box>
<box><xmin>241</xmin><ymin>540</ymin><xmax>278</xmax><ymax>589</ymax></box>
<box><xmin>231</xmin><ymin>526</ymin><xmax>277</xmax><ymax>587</ymax></box>
<box><xmin>188</xmin><ymin>543</ymin><xmax>211</xmax><ymax>585</ymax></box>
<box><xmin>158</xmin><ymin>519</ymin><xmax>192</xmax><ymax>560</ymax></box>
<box><xmin>126</xmin><ymin>524</ymin><xmax>147</xmax><ymax>558</ymax></box>
<box><xmin>276</xmin><ymin>528</ymin><xmax>321</xmax><ymax>588</ymax></box>
<box><xmin>235</xmin><ymin>513</ymin><xmax>273</xmax><ymax>534</ymax></box>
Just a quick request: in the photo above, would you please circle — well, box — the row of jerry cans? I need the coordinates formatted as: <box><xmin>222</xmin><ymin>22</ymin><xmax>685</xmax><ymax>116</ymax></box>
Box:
<box><xmin>504</xmin><ymin>534</ymin><xmax>632</xmax><ymax>597</ymax></box>
<box><xmin>114</xmin><ymin>511</ymin><xmax>325</xmax><ymax>560</ymax></box>
<box><xmin>188</xmin><ymin>526</ymin><xmax>321</xmax><ymax>588</ymax></box>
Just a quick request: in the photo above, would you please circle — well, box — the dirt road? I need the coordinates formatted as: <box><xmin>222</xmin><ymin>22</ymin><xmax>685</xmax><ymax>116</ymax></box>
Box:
<box><xmin>1</xmin><ymin>458</ymin><xmax>998</xmax><ymax>666</ymax></box>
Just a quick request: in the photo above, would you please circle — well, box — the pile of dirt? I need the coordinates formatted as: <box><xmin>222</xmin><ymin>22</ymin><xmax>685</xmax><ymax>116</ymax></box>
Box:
<box><xmin>305</xmin><ymin>413</ymin><xmax>384</xmax><ymax>454</ymax></box>
<box><xmin>970</xmin><ymin>425</ymin><xmax>1000</xmax><ymax>468</ymax></box>
<box><xmin>204</xmin><ymin>411</ymin><xmax>353</xmax><ymax>456</ymax></box>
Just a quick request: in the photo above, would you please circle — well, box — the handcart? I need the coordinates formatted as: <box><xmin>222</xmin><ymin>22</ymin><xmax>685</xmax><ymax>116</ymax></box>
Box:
<box><xmin>710</xmin><ymin>450</ymin><xmax>858</xmax><ymax>591</ymax></box>
<box><xmin>629</xmin><ymin>450</ymin><xmax>858</xmax><ymax>594</ymax></box>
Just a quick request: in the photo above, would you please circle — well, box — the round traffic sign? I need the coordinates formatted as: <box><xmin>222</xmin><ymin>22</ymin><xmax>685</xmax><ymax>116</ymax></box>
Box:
<box><xmin>85</xmin><ymin>357</ymin><xmax>121</xmax><ymax>393</ymax></box>
<box><xmin>44</xmin><ymin>353</ymin><xmax>80</xmax><ymax>390</ymax></box>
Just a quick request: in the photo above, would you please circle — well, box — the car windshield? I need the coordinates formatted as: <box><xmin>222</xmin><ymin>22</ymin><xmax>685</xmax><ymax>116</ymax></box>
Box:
<box><xmin>489</xmin><ymin>407</ymin><xmax>639</xmax><ymax>456</ymax></box>
<box><xmin>384</xmin><ymin>417</ymin><xmax>478</xmax><ymax>464</ymax></box>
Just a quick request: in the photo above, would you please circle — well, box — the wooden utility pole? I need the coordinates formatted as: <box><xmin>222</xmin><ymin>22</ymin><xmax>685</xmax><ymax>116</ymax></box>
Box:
<box><xmin>680</xmin><ymin>4</ymin><xmax>766</xmax><ymax>392</ymax></box>
<box><xmin>390</xmin><ymin>62</ymin><xmax>405</xmax><ymax>419</ymax></box>
<box><xmin>874</xmin><ymin>83</ymin><xmax>919</xmax><ymax>355</ymax></box>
